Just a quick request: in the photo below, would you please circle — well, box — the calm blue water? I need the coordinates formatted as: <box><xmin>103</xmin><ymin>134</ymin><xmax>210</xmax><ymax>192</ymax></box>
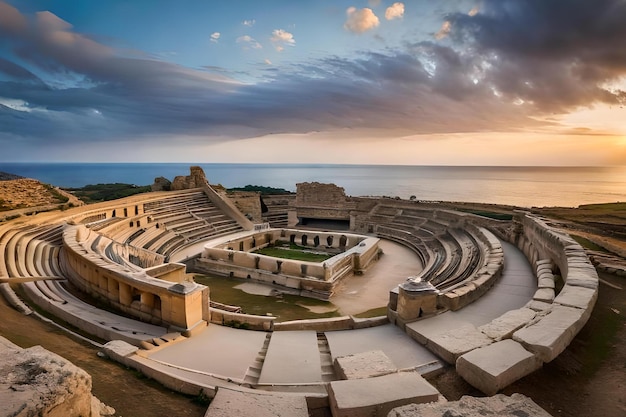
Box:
<box><xmin>1</xmin><ymin>163</ymin><xmax>626</xmax><ymax>208</ymax></box>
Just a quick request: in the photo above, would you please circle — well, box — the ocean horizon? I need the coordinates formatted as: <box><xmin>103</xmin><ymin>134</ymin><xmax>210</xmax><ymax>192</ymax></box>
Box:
<box><xmin>1</xmin><ymin>162</ymin><xmax>625</xmax><ymax>209</ymax></box>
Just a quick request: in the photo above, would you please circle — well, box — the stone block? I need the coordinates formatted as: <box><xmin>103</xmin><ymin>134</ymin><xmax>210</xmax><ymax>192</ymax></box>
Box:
<box><xmin>456</xmin><ymin>340</ymin><xmax>542</xmax><ymax>395</ymax></box>
<box><xmin>478</xmin><ymin>308</ymin><xmax>536</xmax><ymax>341</ymax></box>
<box><xmin>513</xmin><ymin>305</ymin><xmax>591</xmax><ymax>362</ymax></box>
<box><xmin>329</xmin><ymin>372</ymin><xmax>440</xmax><ymax>417</ymax></box>
<box><xmin>426</xmin><ymin>324</ymin><xmax>493</xmax><ymax>364</ymax></box>
<box><xmin>334</xmin><ymin>350</ymin><xmax>397</xmax><ymax>380</ymax></box>
<box><xmin>537</xmin><ymin>276</ymin><xmax>555</xmax><ymax>289</ymax></box>
<box><xmin>0</xmin><ymin>339</ymin><xmax>102</xmax><ymax>417</ymax></box>
<box><xmin>532</xmin><ymin>288</ymin><xmax>555</xmax><ymax>303</ymax></box>
<box><xmin>205</xmin><ymin>387</ymin><xmax>308</xmax><ymax>417</ymax></box>
<box><xmin>524</xmin><ymin>300</ymin><xmax>552</xmax><ymax>312</ymax></box>
<box><xmin>387</xmin><ymin>393</ymin><xmax>552</xmax><ymax>417</ymax></box>
<box><xmin>553</xmin><ymin>284</ymin><xmax>598</xmax><ymax>310</ymax></box>
<box><xmin>565</xmin><ymin>270</ymin><xmax>599</xmax><ymax>289</ymax></box>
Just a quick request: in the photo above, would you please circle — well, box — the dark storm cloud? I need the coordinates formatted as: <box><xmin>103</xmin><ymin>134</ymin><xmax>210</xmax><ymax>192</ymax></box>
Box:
<box><xmin>1</xmin><ymin>0</ymin><xmax>625</xmax><ymax>152</ymax></box>
<box><xmin>447</xmin><ymin>0</ymin><xmax>626</xmax><ymax>109</ymax></box>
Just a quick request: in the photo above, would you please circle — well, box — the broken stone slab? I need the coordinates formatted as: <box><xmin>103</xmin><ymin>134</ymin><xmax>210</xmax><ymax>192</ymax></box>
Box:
<box><xmin>478</xmin><ymin>308</ymin><xmax>536</xmax><ymax>341</ymax></box>
<box><xmin>387</xmin><ymin>393</ymin><xmax>552</xmax><ymax>417</ymax></box>
<box><xmin>456</xmin><ymin>339</ymin><xmax>542</xmax><ymax>395</ymax></box>
<box><xmin>334</xmin><ymin>350</ymin><xmax>397</xmax><ymax>380</ymax></box>
<box><xmin>524</xmin><ymin>300</ymin><xmax>553</xmax><ymax>312</ymax></box>
<box><xmin>425</xmin><ymin>324</ymin><xmax>493</xmax><ymax>364</ymax></box>
<box><xmin>553</xmin><ymin>284</ymin><xmax>598</xmax><ymax>310</ymax></box>
<box><xmin>102</xmin><ymin>340</ymin><xmax>139</xmax><ymax>367</ymax></box>
<box><xmin>513</xmin><ymin>304</ymin><xmax>592</xmax><ymax>363</ymax></box>
<box><xmin>205</xmin><ymin>387</ymin><xmax>309</xmax><ymax>417</ymax></box>
<box><xmin>329</xmin><ymin>372</ymin><xmax>440</xmax><ymax>417</ymax></box>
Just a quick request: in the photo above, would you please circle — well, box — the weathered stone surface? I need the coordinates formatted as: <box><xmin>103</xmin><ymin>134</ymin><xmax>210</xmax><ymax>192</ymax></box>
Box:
<box><xmin>334</xmin><ymin>350</ymin><xmax>397</xmax><ymax>380</ymax></box>
<box><xmin>151</xmin><ymin>176</ymin><xmax>171</xmax><ymax>192</ymax></box>
<box><xmin>565</xmin><ymin>269</ymin><xmax>599</xmax><ymax>289</ymax></box>
<box><xmin>205</xmin><ymin>387</ymin><xmax>308</xmax><ymax>417</ymax></box>
<box><xmin>171</xmin><ymin>166</ymin><xmax>208</xmax><ymax>191</ymax></box>
<box><xmin>387</xmin><ymin>393</ymin><xmax>552</xmax><ymax>417</ymax></box>
<box><xmin>478</xmin><ymin>308</ymin><xmax>536</xmax><ymax>341</ymax></box>
<box><xmin>553</xmin><ymin>284</ymin><xmax>598</xmax><ymax>310</ymax></box>
<box><xmin>456</xmin><ymin>339</ymin><xmax>542</xmax><ymax>395</ymax></box>
<box><xmin>426</xmin><ymin>324</ymin><xmax>493</xmax><ymax>364</ymax></box>
<box><xmin>329</xmin><ymin>372</ymin><xmax>440</xmax><ymax>417</ymax></box>
<box><xmin>537</xmin><ymin>276</ymin><xmax>555</xmax><ymax>289</ymax></box>
<box><xmin>533</xmin><ymin>288</ymin><xmax>555</xmax><ymax>303</ymax></box>
<box><xmin>524</xmin><ymin>300</ymin><xmax>553</xmax><ymax>312</ymax></box>
<box><xmin>0</xmin><ymin>336</ymin><xmax>114</xmax><ymax>417</ymax></box>
<box><xmin>513</xmin><ymin>304</ymin><xmax>591</xmax><ymax>362</ymax></box>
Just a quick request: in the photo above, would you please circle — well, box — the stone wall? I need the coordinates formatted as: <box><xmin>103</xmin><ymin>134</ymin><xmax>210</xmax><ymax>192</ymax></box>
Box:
<box><xmin>61</xmin><ymin>225</ymin><xmax>210</xmax><ymax>333</ymax></box>
<box><xmin>295</xmin><ymin>182</ymin><xmax>356</xmax><ymax>220</ymax></box>
<box><xmin>226</xmin><ymin>191</ymin><xmax>263</xmax><ymax>222</ymax></box>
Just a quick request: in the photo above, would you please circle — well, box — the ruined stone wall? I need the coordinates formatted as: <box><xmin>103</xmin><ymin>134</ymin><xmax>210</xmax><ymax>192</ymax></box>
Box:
<box><xmin>227</xmin><ymin>191</ymin><xmax>263</xmax><ymax>222</ymax></box>
<box><xmin>171</xmin><ymin>166</ymin><xmax>208</xmax><ymax>191</ymax></box>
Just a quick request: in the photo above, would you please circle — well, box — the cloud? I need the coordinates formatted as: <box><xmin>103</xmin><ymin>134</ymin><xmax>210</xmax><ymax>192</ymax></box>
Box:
<box><xmin>243</xmin><ymin>19</ymin><xmax>255</xmax><ymax>27</ymax></box>
<box><xmin>344</xmin><ymin>7</ymin><xmax>380</xmax><ymax>33</ymax></box>
<box><xmin>385</xmin><ymin>3</ymin><xmax>405</xmax><ymax>20</ymax></box>
<box><xmin>270</xmin><ymin>29</ymin><xmax>295</xmax><ymax>52</ymax></box>
<box><xmin>236</xmin><ymin>35</ymin><xmax>262</xmax><ymax>49</ymax></box>
<box><xmin>468</xmin><ymin>7</ymin><xmax>479</xmax><ymax>17</ymax></box>
<box><xmin>210</xmin><ymin>32</ymin><xmax>220</xmax><ymax>43</ymax></box>
<box><xmin>2</xmin><ymin>0</ymin><xmax>626</xmax><ymax>161</ymax></box>
<box><xmin>447</xmin><ymin>0</ymin><xmax>626</xmax><ymax>111</ymax></box>
<box><xmin>435</xmin><ymin>21</ymin><xmax>451</xmax><ymax>40</ymax></box>
<box><xmin>264</xmin><ymin>59</ymin><xmax>272</xmax><ymax>65</ymax></box>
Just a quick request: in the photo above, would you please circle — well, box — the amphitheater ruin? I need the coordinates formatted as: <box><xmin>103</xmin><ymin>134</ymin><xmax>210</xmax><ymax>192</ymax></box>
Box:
<box><xmin>0</xmin><ymin>166</ymin><xmax>599</xmax><ymax>416</ymax></box>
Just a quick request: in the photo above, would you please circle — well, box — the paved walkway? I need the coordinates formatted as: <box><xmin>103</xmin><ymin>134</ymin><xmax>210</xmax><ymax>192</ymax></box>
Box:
<box><xmin>143</xmin><ymin>239</ymin><xmax>536</xmax><ymax>387</ymax></box>
<box><xmin>406</xmin><ymin>241</ymin><xmax>536</xmax><ymax>338</ymax></box>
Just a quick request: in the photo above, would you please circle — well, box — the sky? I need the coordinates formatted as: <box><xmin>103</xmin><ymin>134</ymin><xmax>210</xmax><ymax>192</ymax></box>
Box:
<box><xmin>1</xmin><ymin>0</ymin><xmax>626</xmax><ymax>165</ymax></box>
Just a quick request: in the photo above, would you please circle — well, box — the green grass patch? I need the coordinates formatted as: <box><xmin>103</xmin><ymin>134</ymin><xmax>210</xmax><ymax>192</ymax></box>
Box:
<box><xmin>578</xmin><ymin>202</ymin><xmax>626</xmax><ymax>211</ymax></box>
<box><xmin>570</xmin><ymin>234</ymin><xmax>610</xmax><ymax>253</ymax></box>
<box><xmin>228</xmin><ymin>185</ymin><xmax>294</xmax><ymax>195</ymax></box>
<box><xmin>193</xmin><ymin>274</ymin><xmax>340</xmax><ymax>322</ymax></box>
<box><xmin>580</xmin><ymin>305</ymin><xmax>625</xmax><ymax>377</ymax></box>
<box><xmin>253</xmin><ymin>241</ymin><xmax>334</xmax><ymax>262</ymax></box>
<box><xmin>353</xmin><ymin>306</ymin><xmax>388</xmax><ymax>318</ymax></box>
<box><xmin>63</xmin><ymin>183</ymin><xmax>151</xmax><ymax>203</ymax></box>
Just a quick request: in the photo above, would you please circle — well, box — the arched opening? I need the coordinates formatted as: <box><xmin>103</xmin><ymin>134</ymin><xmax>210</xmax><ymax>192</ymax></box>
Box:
<box><xmin>327</xmin><ymin>236</ymin><xmax>334</xmax><ymax>247</ymax></box>
<box><xmin>301</xmin><ymin>235</ymin><xmax>308</xmax><ymax>246</ymax></box>
<box><xmin>339</xmin><ymin>235</ymin><xmax>347</xmax><ymax>247</ymax></box>
<box><xmin>130</xmin><ymin>221</ymin><xmax>134</xmax><ymax>227</ymax></box>
<box><xmin>313</xmin><ymin>235</ymin><xmax>320</xmax><ymax>247</ymax></box>
<box><xmin>135</xmin><ymin>205</ymin><xmax>139</xmax><ymax>215</ymax></box>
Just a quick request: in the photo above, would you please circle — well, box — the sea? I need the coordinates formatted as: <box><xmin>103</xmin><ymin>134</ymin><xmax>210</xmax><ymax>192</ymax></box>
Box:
<box><xmin>1</xmin><ymin>162</ymin><xmax>626</xmax><ymax>208</ymax></box>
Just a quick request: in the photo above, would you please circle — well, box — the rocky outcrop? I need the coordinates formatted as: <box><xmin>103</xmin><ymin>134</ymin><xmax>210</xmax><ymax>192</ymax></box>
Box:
<box><xmin>171</xmin><ymin>166</ymin><xmax>208</xmax><ymax>191</ymax></box>
<box><xmin>151</xmin><ymin>176</ymin><xmax>171</xmax><ymax>192</ymax></box>
<box><xmin>387</xmin><ymin>393</ymin><xmax>551</xmax><ymax>417</ymax></box>
<box><xmin>0</xmin><ymin>336</ymin><xmax>114</xmax><ymax>417</ymax></box>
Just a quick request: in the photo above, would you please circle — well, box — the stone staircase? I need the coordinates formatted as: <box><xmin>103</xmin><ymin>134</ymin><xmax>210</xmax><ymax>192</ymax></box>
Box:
<box><xmin>243</xmin><ymin>333</ymin><xmax>272</xmax><ymax>385</ymax></box>
<box><xmin>318</xmin><ymin>332</ymin><xmax>337</xmax><ymax>382</ymax></box>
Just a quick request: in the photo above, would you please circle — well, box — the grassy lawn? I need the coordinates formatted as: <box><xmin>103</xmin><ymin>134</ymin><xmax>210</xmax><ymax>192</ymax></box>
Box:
<box><xmin>253</xmin><ymin>241</ymin><xmax>334</xmax><ymax>262</ymax></box>
<box><xmin>353</xmin><ymin>306</ymin><xmax>388</xmax><ymax>318</ymax></box>
<box><xmin>570</xmin><ymin>234</ymin><xmax>611</xmax><ymax>253</ymax></box>
<box><xmin>194</xmin><ymin>274</ymin><xmax>340</xmax><ymax>322</ymax></box>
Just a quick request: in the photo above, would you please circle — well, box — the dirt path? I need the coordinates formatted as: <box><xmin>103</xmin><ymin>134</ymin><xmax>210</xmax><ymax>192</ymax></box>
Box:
<box><xmin>0</xmin><ymin>295</ymin><xmax>207</xmax><ymax>417</ymax></box>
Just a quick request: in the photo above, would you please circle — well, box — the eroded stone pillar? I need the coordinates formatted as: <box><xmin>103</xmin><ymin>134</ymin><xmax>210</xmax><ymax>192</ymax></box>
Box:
<box><xmin>397</xmin><ymin>277</ymin><xmax>439</xmax><ymax>321</ymax></box>
<box><xmin>119</xmin><ymin>282</ymin><xmax>132</xmax><ymax>306</ymax></box>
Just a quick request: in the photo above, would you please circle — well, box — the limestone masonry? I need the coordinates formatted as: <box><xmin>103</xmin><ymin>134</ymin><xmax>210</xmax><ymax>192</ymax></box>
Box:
<box><xmin>0</xmin><ymin>166</ymin><xmax>601</xmax><ymax>416</ymax></box>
